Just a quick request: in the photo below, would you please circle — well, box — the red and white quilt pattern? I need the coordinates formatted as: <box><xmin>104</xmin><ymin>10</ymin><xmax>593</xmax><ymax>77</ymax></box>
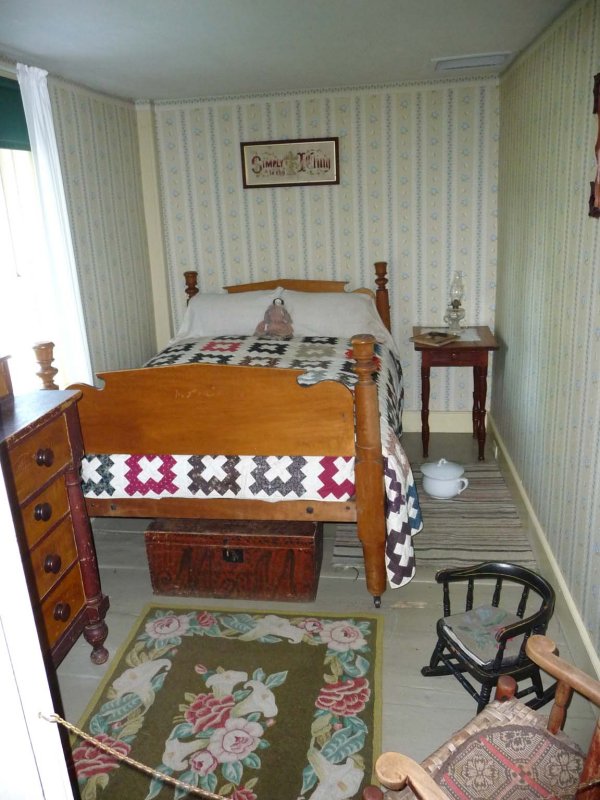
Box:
<box><xmin>81</xmin><ymin>453</ymin><xmax>355</xmax><ymax>502</ymax></box>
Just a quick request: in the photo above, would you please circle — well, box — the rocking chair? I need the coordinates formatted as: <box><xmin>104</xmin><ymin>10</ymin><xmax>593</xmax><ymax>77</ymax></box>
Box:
<box><xmin>421</xmin><ymin>562</ymin><xmax>556</xmax><ymax>712</ymax></box>
<box><xmin>365</xmin><ymin>635</ymin><xmax>600</xmax><ymax>799</ymax></box>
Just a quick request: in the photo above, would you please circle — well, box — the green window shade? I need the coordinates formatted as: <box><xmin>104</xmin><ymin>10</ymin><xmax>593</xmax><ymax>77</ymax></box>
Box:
<box><xmin>0</xmin><ymin>76</ymin><xmax>30</xmax><ymax>151</ymax></box>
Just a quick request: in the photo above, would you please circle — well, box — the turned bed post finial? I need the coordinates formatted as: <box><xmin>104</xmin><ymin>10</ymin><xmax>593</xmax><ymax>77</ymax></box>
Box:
<box><xmin>373</xmin><ymin>261</ymin><xmax>391</xmax><ymax>332</ymax></box>
<box><xmin>184</xmin><ymin>271</ymin><xmax>199</xmax><ymax>303</ymax></box>
<box><xmin>33</xmin><ymin>341</ymin><xmax>59</xmax><ymax>390</ymax></box>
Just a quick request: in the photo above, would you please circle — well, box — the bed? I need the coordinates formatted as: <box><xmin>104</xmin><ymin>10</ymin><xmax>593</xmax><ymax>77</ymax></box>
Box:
<box><xmin>35</xmin><ymin>262</ymin><xmax>422</xmax><ymax>606</ymax></box>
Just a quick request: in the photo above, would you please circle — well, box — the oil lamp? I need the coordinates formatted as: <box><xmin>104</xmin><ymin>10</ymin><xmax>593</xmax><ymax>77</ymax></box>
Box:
<box><xmin>443</xmin><ymin>271</ymin><xmax>466</xmax><ymax>333</ymax></box>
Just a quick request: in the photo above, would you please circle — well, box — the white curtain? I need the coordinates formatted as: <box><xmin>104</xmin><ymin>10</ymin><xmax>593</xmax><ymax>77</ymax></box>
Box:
<box><xmin>16</xmin><ymin>63</ymin><xmax>93</xmax><ymax>386</ymax></box>
<box><xmin>0</xmin><ymin>149</ymin><xmax>50</xmax><ymax>392</ymax></box>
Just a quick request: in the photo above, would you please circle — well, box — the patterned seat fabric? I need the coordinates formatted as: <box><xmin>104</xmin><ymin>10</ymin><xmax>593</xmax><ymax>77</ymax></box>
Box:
<box><xmin>440</xmin><ymin>605</ymin><xmax>523</xmax><ymax>668</ymax></box>
<box><xmin>393</xmin><ymin>698</ymin><xmax>584</xmax><ymax>800</ymax></box>
<box><xmin>435</xmin><ymin>723</ymin><xmax>583</xmax><ymax>798</ymax></box>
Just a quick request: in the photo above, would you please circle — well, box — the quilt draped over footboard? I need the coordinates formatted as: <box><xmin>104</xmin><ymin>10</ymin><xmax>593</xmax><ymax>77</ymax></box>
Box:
<box><xmin>81</xmin><ymin>335</ymin><xmax>422</xmax><ymax>587</ymax></box>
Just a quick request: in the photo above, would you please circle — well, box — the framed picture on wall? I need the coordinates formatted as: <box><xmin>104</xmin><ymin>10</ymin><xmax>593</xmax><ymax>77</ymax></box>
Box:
<box><xmin>240</xmin><ymin>137</ymin><xmax>339</xmax><ymax>188</ymax></box>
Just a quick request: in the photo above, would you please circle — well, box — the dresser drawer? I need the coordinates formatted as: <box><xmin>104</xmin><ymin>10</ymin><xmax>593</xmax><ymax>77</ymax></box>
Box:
<box><xmin>40</xmin><ymin>564</ymin><xmax>86</xmax><ymax>649</ymax></box>
<box><xmin>30</xmin><ymin>517</ymin><xmax>78</xmax><ymax>600</ymax></box>
<box><xmin>9</xmin><ymin>414</ymin><xmax>72</xmax><ymax>502</ymax></box>
<box><xmin>20</xmin><ymin>478</ymin><xmax>70</xmax><ymax>550</ymax></box>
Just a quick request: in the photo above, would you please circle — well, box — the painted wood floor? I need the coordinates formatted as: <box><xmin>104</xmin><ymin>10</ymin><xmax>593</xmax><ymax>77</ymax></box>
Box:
<box><xmin>56</xmin><ymin>434</ymin><xmax>596</xmax><ymax>766</ymax></box>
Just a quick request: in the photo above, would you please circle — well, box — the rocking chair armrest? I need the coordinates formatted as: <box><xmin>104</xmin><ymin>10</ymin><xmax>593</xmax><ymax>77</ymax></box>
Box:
<box><xmin>375</xmin><ymin>752</ymin><xmax>449</xmax><ymax>799</ymax></box>
<box><xmin>434</xmin><ymin>562</ymin><xmax>518</xmax><ymax>584</ymax></box>
<box><xmin>526</xmin><ymin>636</ymin><xmax>600</xmax><ymax>706</ymax></box>
<box><xmin>494</xmin><ymin>607</ymin><xmax>552</xmax><ymax>644</ymax></box>
<box><xmin>434</xmin><ymin>566</ymin><xmax>471</xmax><ymax>584</ymax></box>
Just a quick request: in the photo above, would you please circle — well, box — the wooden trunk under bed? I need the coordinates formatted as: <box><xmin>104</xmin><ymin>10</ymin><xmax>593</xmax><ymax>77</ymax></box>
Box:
<box><xmin>145</xmin><ymin>518</ymin><xmax>323</xmax><ymax>602</ymax></box>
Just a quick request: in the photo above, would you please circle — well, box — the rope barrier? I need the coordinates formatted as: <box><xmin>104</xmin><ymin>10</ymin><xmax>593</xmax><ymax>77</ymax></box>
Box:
<box><xmin>41</xmin><ymin>712</ymin><xmax>228</xmax><ymax>800</ymax></box>
<box><xmin>41</xmin><ymin>709</ymin><xmax>599</xmax><ymax>797</ymax></box>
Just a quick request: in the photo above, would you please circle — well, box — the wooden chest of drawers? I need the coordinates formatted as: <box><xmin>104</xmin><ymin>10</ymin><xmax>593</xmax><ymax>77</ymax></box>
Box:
<box><xmin>0</xmin><ymin>386</ymin><xmax>109</xmax><ymax>665</ymax></box>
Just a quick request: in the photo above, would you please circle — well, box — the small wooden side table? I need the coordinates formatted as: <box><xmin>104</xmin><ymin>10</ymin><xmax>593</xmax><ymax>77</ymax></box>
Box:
<box><xmin>412</xmin><ymin>326</ymin><xmax>499</xmax><ymax>461</ymax></box>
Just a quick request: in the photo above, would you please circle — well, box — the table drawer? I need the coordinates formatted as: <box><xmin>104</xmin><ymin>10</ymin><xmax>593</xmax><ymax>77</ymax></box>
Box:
<box><xmin>40</xmin><ymin>564</ymin><xmax>85</xmax><ymax>649</ymax></box>
<box><xmin>424</xmin><ymin>349</ymin><xmax>489</xmax><ymax>367</ymax></box>
<box><xmin>9</xmin><ymin>415</ymin><xmax>72</xmax><ymax>501</ymax></box>
<box><xmin>20</xmin><ymin>478</ymin><xmax>70</xmax><ymax>550</ymax></box>
<box><xmin>30</xmin><ymin>517</ymin><xmax>78</xmax><ymax>600</ymax></box>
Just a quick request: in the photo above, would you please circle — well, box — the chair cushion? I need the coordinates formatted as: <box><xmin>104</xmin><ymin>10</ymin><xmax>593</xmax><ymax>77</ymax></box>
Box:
<box><xmin>435</xmin><ymin>723</ymin><xmax>583</xmax><ymax>799</ymax></box>
<box><xmin>392</xmin><ymin>700</ymin><xmax>585</xmax><ymax>800</ymax></box>
<box><xmin>440</xmin><ymin>604</ymin><xmax>523</xmax><ymax>667</ymax></box>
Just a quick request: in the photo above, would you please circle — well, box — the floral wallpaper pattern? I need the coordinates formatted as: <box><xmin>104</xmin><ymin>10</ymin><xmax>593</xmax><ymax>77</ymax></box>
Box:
<box><xmin>49</xmin><ymin>78</ymin><xmax>155</xmax><ymax>375</ymax></box>
<box><xmin>495</xmin><ymin>0</ymin><xmax>600</xmax><ymax>655</ymax></box>
<box><xmin>152</xmin><ymin>80</ymin><xmax>499</xmax><ymax>412</ymax></box>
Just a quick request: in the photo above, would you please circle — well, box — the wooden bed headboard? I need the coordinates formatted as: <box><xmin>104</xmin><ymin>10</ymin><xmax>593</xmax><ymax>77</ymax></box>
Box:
<box><xmin>184</xmin><ymin>261</ymin><xmax>392</xmax><ymax>332</ymax></box>
<box><xmin>32</xmin><ymin>262</ymin><xmax>392</xmax><ymax>389</ymax></box>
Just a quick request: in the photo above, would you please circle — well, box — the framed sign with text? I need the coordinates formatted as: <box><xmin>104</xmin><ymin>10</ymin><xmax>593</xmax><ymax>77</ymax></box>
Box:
<box><xmin>240</xmin><ymin>137</ymin><xmax>339</xmax><ymax>188</ymax></box>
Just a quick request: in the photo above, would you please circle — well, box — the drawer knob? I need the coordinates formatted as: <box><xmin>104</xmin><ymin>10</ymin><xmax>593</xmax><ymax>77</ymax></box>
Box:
<box><xmin>34</xmin><ymin>502</ymin><xmax>53</xmax><ymax>522</ymax></box>
<box><xmin>44</xmin><ymin>554</ymin><xmax>62</xmax><ymax>574</ymax></box>
<box><xmin>36</xmin><ymin>448</ymin><xmax>55</xmax><ymax>467</ymax></box>
<box><xmin>53</xmin><ymin>602</ymin><xmax>71</xmax><ymax>622</ymax></box>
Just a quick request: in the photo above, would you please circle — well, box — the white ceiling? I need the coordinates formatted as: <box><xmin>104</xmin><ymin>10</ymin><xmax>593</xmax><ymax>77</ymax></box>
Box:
<box><xmin>0</xmin><ymin>0</ymin><xmax>575</xmax><ymax>102</ymax></box>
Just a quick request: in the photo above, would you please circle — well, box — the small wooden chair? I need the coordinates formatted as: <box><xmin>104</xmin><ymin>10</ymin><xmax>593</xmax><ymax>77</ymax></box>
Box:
<box><xmin>421</xmin><ymin>562</ymin><xmax>556</xmax><ymax>712</ymax></box>
<box><xmin>364</xmin><ymin>635</ymin><xmax>600</xmax><ymax>799</ymax></box>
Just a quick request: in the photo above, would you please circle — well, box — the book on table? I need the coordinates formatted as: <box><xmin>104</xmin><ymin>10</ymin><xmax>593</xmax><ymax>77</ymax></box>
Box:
<box><xmin>410</xmin><ymin>330</ymin><xmax>461</xmax><ymax>347</ymax></box>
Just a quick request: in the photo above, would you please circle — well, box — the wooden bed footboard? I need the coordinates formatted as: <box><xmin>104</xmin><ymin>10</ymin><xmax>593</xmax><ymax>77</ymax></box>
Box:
<box><xmin>35</xmin><ymin>335</ymin><xmax>388</xmax><ymax>603</ymax></box>
<box><xmin>71</xmin><ymin>333</ymin><xmax>386</xmax><ymax>602</ymax></box>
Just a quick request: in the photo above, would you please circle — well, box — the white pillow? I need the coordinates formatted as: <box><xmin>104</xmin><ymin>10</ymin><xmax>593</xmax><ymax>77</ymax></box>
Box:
<box><xmin>173</xmin><ymin>288</ymin><xmax>283</xmax><ymax>341</ymax></box>
<box><xmin>281</xmin><ymin>289</ymin><xmax>396</xmax><ymax>349</ymax></box>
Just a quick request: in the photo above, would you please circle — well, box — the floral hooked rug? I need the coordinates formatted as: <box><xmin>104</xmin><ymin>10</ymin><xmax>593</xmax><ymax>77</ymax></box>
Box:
<box><xmin>73</xmin><ymin>605</ymin><xmax>382</xmax><ymax>800</ymax></box>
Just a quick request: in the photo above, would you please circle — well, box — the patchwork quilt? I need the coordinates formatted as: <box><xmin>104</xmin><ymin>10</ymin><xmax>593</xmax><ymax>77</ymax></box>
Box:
<box><xmin>81</xmin><ymin>335</ymin><xmax>422</xmax><ymax>587</ymax></box>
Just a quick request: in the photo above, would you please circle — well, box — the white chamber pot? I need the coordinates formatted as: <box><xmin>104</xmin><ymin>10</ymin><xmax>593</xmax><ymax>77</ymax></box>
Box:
<box><xmin>421</xmin><ymin>458</ymin><xmax>469</xmax><ymax>499</ymax></box>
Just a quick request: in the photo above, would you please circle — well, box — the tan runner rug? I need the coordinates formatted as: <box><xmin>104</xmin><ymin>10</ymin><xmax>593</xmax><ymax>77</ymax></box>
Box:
<box><xmin>333</xmin><ymin>462</ymin><xmax>537</xmax><ymax>571</ymax></box>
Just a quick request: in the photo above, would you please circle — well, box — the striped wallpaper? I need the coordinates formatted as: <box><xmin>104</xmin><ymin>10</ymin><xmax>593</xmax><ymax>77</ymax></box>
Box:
<box><xmin>49</xmin><ymin>78</ymin><xmax>156</xmax><ymax>375</ymax></box>
<box><xmin>151</xmin><ymin>79</ymin><xmax>499</xmax><ymax>413</ymax></box>
<box><xmin>495</xmin><ymin>0</ymin><xmax>600</xmax><ymax>655</ymax></box>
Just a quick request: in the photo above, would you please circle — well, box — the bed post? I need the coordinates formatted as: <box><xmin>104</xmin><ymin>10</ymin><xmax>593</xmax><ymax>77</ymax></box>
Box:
<box><xmin>373</xmin><ymin>261</ymin><xmax>391</xmax><ymax>332</ymax></box>
<box><xmin>184</xmin><ymin>271</ymin><xmax>199</xmax><ymax>303</ymax></box>
<box><xmin>33</xmin><ymin>341</ymin><xmax>59</xmax><ymax>389</ymax></box>
<box><xmin>352</xmin><ymin>333</ymin><xmax>387</xmax><ymax>607</ymax></box>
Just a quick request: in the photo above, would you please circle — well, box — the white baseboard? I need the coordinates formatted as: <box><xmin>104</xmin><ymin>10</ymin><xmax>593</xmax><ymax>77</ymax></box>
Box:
<box><xmin>402</xmin><ymin>410</ymin><xmax>473</xmax><ymax>433</ymax></box>
<box><xmin>488</xmin><ymin>416</ymin><xmax>600</xmax><ymax>679</ymax></box>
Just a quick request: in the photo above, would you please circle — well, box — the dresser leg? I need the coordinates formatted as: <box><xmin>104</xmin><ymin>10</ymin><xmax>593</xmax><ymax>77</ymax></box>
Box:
<box><xmin>63</xmin><ymin>411</ymin><xmax>110</xmax><ymax>664</ymax></box>
<box><xmin>83</xmin><ymin>597</ymin><xmax>110</xmax><ymax>664</ymax></box>
<box><xmin>87</xmin><ymin>637</ymin><xmax>109</xmax><ymax>665</ymax></box>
